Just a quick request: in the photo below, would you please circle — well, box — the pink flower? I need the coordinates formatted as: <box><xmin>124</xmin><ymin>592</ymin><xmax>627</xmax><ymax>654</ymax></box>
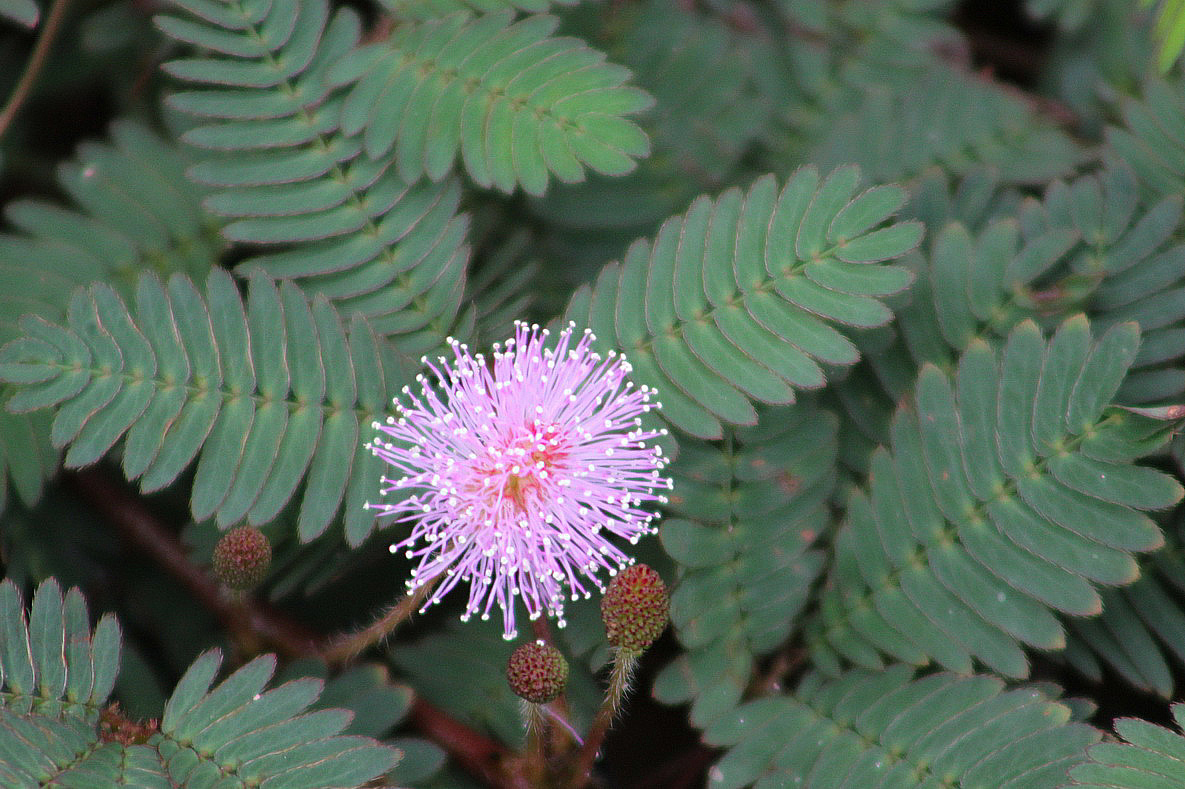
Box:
<box><xmin>368</xmin><ymin>321</ymin><xmax>672</xmax><ymax>639</ymax></box>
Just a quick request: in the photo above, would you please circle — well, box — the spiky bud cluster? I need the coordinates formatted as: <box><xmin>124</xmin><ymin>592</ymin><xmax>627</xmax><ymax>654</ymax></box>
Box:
<box><xmin>506</xmin><ymin>640</ymin><xmax>569</xmax><ymax>704</ymax></box>
<box><xmin>212</xmin><ymin>526</ymin><xmax>271</xmax><ymax>590</ymax></box>
<box><xmin>601</xmin><ymin>564</ymin><xmax>669</xmax><ymax>653</ymax></box>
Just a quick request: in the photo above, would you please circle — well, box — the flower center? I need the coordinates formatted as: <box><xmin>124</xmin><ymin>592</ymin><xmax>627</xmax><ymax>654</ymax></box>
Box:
<box><xmin>497</xmin><ymin>420</ymin><xmax>568</xmax><ymax>513</ymax></box>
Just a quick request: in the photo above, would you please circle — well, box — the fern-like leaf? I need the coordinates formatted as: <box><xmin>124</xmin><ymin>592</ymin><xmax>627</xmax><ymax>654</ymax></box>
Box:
<box><xmin>652</xmin><ymin>404</ymin><xmax>832</xmax><ymax>729</ymax></box>
<box><xmin>808</xmin><ymin>317</ymin><xmax>1184</xmax><ymax>678</ymax></box>
<box><xmin>1107</xmin><ymin>77</ymin><xmax>1185</xmax><ymax>199</ymax></box>
<box><xmin>0</xmin><ymin>269</ymin><xmax>409</xmax><ymax>544</ymax></box>
<box><xmin>156</xmin><ymin>650</ymin><xmax>397</xmax><ymax>787</ymax></box>
<box><xmin>0</xmin><ymin>578</ymin><xmax>398</xmax><ymax>787</ymax></box>
<box><xmin>845</xmin><ymin>165</ymin><xmax>1185</xmax><ymax>438</ymax></box>
<box><xmin>611</xmin><ymin>0</ymin><xmax>775</xmax><ymax>187</ymax></box>
<box><xmin>0</xmin><ymin>578</ymin><xmax>120</xmax><ymax>719</ymax></box>
<box><xmin>1060</xmin><ymin>529</ymin><xmax>1185</xmax><ymax>698</ymax></box>
<box><xmin>0</xmin><ymin>120</ymin><xmax>220</xmax><ymax>516</ymax></box>
<box><xmin>326</xmin><ymin>11</ymin><xmax>653</xmax><ymax>196</ymax></box>
<box><xmin>806</xmin><ymin>61</ymin><xmax>1083</xmax><ymax>185</ymax></box>
<box><xmin>157</xmin><ymin>0</ymin><xmax>471</xmax><ymax>352</ymax></box>
<box><xmin>1068</xmin><ymin>701</ymin><xmax>1185</xmax><ymax>787</ymax></box>
<box><xmin>705</xmin><ymin>666</ymin><xmax>1098</xmax><ymax>788</ymax></box>
<box><xmin>563</xmin><ymin>168</ymin><xmax>921</xmax><ymax>439</ymax></box>
<box><xmin>278</xmin><ymin>659</ymin><xmax>448</xmax><ymax>784</ymax></box>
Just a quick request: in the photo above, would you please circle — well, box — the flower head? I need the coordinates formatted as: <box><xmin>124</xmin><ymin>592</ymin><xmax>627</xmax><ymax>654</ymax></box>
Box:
<box><xmin>507</xmin><ymin>640</ymin><xmax>569</xmax><ymax>704</ymax></box>
<box><xmin>368</xmin><ymin>321</ymin><xmax>671</xmax><ymax>639</ymax></box>
<box><xmin>212</xmin><ymin>526</ymin><xmax>271</xmax><ymax>590</ymax></box>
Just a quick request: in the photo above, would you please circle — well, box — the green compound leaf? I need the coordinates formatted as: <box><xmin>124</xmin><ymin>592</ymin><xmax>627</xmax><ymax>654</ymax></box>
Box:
<box><xmin>847</xmin><ymin>165</ymin><xmax>1185</xmax><ymax>434</ymax></box>
<box><xmin>1060</xmin><ymin>526</ymin><xmax>1185</xmax><ymax>699</ymax></box>
<box><xmin>0</xmin><ymin>578</ymin><xmax>120</xmax><ymax>719</ymax></box>
<box><xmin>653</xmin><ymin>403</ymin><xmax>833</xmax><ymax>730</ymax></box>
<box><xmin>0</xmin><ymin>712</ymin><xmax>174</xmax><ymax>788</ymax></box>
<box><xmin>1068</xmin><ymin>701</ymin><xmax>1185</xmax><ymax>787</ymax></box>
<box><xmin>705</xmin><ymin>667</ymin><xmax>1099</xmax><ymax>789</ymax></box>
<box><xmin>0</xmin><ymin>578</ymin><xmax>398</xmax><ymax>788</ymax></box>
<box><xmin>0</xmin><ymin>269</ymin><xmax>411</xmax><ymax>544</ymax></box>
<box><xmin>294</xmin><ymin>661</ymin><xmax>449</xmax><ymax>784</ymax></box>
<box><xmin>807</xmin><ymin>317</ymin><xmax>1184</xmax><ymax>679</ymax></box>
<box><xmin>1107</xmin><ymin>76</ymin><xmax>1185</xmax><ymax>199</ymax></box>
<box><xmin>326</xmin><ymin>12</ymin><xmax>653</xmax><ymax>196</ymax></box>
<box><xmin>157</xmin><ymin>0</ymin><xmax>471</xmax><ymax>353</ymax></box>
<box><xmin>159</xmin><ymin>650</ymin><xmax>398</xmax><ymax>788</ymax></box>
<box><xmin>0</xmin><ymin>121</ymin><xmax>221</xmax><ymax>517</ymax></box>
<box><xmin>806</xmin><ymin>60</ymin><xmax>1084</xmax><ymax>185</ymax></box>
<box><xmin>563</xmin><ymin>168</ymin><xmax>920</xmax><ymax>439</ymax></box>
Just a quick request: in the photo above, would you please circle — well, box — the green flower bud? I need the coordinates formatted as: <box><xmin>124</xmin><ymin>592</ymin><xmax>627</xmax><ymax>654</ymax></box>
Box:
<box><xmin>212</xmin><ymin>526</ymin><xmax>271</xmax><ymax>590</ymax></box>
<box><xmin>601</xmin><ymin>564</ymin><xmax>669</xmax><ymax>653</ymax></box>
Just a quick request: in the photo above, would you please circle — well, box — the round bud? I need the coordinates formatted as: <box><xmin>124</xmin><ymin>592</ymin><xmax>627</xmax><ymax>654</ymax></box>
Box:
<box><xmin>212</xmin><ymin>526</ymin><xmax>271</xmax><ymax>590</ymax></box>
<box><xmin>506</xmin><ymin>640</ymin><xmax>568</xmax><ymax>704</ymax></box>
<box><xmin>601</xmin><ymin>564</ymin><xmax>669</xmax><ymax>652</ymax></box>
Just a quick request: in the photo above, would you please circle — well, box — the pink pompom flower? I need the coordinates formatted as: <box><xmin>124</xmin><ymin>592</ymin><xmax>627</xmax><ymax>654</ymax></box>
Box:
<box><xmin>367</xmin><ymin>321</ymin><xmax>672</xmax><ymax>640</ymax></box>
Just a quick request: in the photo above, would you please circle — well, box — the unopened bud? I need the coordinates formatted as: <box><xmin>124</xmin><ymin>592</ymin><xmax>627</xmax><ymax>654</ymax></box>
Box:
<box><xmin>601</xmin><ymin>564</ymin><xmax>668</xmax><ymax>653</ymax></box>
<box><xmin>507</xmin><ymin>640</ymin><xmax>568</xmax><ymax>704</ymax></box>
<box><xmin>212</xmin><ymin>526</ymin><xmax>271</xmax><ymax>590</ymax></box>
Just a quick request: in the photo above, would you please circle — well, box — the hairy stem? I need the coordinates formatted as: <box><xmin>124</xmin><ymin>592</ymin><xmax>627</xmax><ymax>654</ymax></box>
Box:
<box><xmin>321</xmin><ymin>574</ymin><xmax>440</xmax><ymax>666</ymax></box>
<box><xmin>523</xmin><ymin>701</ymin><xmax>546</xmax><ymax>786</ymax></box>
<box><xmin>0</xmin><ymin>0</ymin><xmax>71</xmax><ymax>141</ymax></box>
<box><xmin>569</xmin><ymin>648</ymin><xmax>640</xmax><ymax>787</ymax></box>
<box><xmin>531</xmin><ymin>617</ymin><xmax>579</xmax><ymax>759</ymax></box>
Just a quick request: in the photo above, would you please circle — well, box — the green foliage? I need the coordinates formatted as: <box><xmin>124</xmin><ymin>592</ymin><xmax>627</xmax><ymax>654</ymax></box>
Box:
<box><xmin>1</xmin><ymin>121</ymin><xmax>221</xmax><ymax>291</ymax></box>
<box><xmin>1059</xmin><ymin>515</ymin><xmax>1185</xmax><ymax>698</ymax></box>
<box><xmin>0</xmin><ymin>578</ymin><xmax>398</xmax><ymax>787</ymax></box>
<box><xmin>156</xmin><ymin>0</ymin><xmax>472</xmax><ymax>352</ymax></box>
<box><xmin>1068</xmin><ymin>701</ymin><xmax>1185</xmax><ymax>787</ymax></box>
<box><xmin>809</xmin><ymin>318</ymin><xmax>1185</xmax><ymax>679</ymax></box>
<box><xmin>327</xmin><ymin>12</ymin><xmax>652</xmax><ymax>195</ymax></box>
<box><xmin>563</xmin><ymin>167</ymin><xmax>922</xmax><ymax>439</ymax></box>
<box><xmin>605</xmin><ymin>0</ymin><xmax>774</xmax><ymax>188</ymax></box>
<box><xmin>653</xmin><ymin>404</ymin><xmax>833</xmax><ymax>728</ymax></box>
<box><xmin>291</xmin><ymin>661</ymin><xmax>447</xmax><ymax>785</ymax></box>
<box><xmin>1140</xmin><ymin>0</ymin><xmax>1185</xmax><ymax>72</ymax></box>
<box><xmin>0</xmin><ymin>0</ymin><xmax>36</xmax><ymax>28</ymax></box>
<box><xmin>0</xmin><ymin>121</ymin><xmax>221</xmax><ymax>517</ymax></box>
<box><xmin>836</xmin><ymin>165</ymin><xmax>1185</xmax><ymax>458</ymax></box>
<box><xmin>5</xmin><ymin>0</ymin><xmax>1185</xmax><ymax>785</ymax></box>
<box><xmin>0</xmin><ymin>269</ymin><xmax>409</xmax><ymax>544</ymax></box>
<box><xmin>1064</xmin><ymin>557</ymin><xmax>1185</xmax><ymax>698</ymax></box>
<box><xmin>0</xmin><ymin>578</ymin><xmax>119</xmax><ymax>720</ymax></box>
<box><xmin>705</xmin><ymin>666</ymin><xmax>1100</xmax><ymax>788</ymax></box>
<box><xmin>805</xmin><ymin>61</ymin><xmax>1085</xmax><ymax>186</ymax></box>
<box><xmin>1108</xmin><ymin>75</ymin><xmax>1185</xmax><ymax>199</ymax></box>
